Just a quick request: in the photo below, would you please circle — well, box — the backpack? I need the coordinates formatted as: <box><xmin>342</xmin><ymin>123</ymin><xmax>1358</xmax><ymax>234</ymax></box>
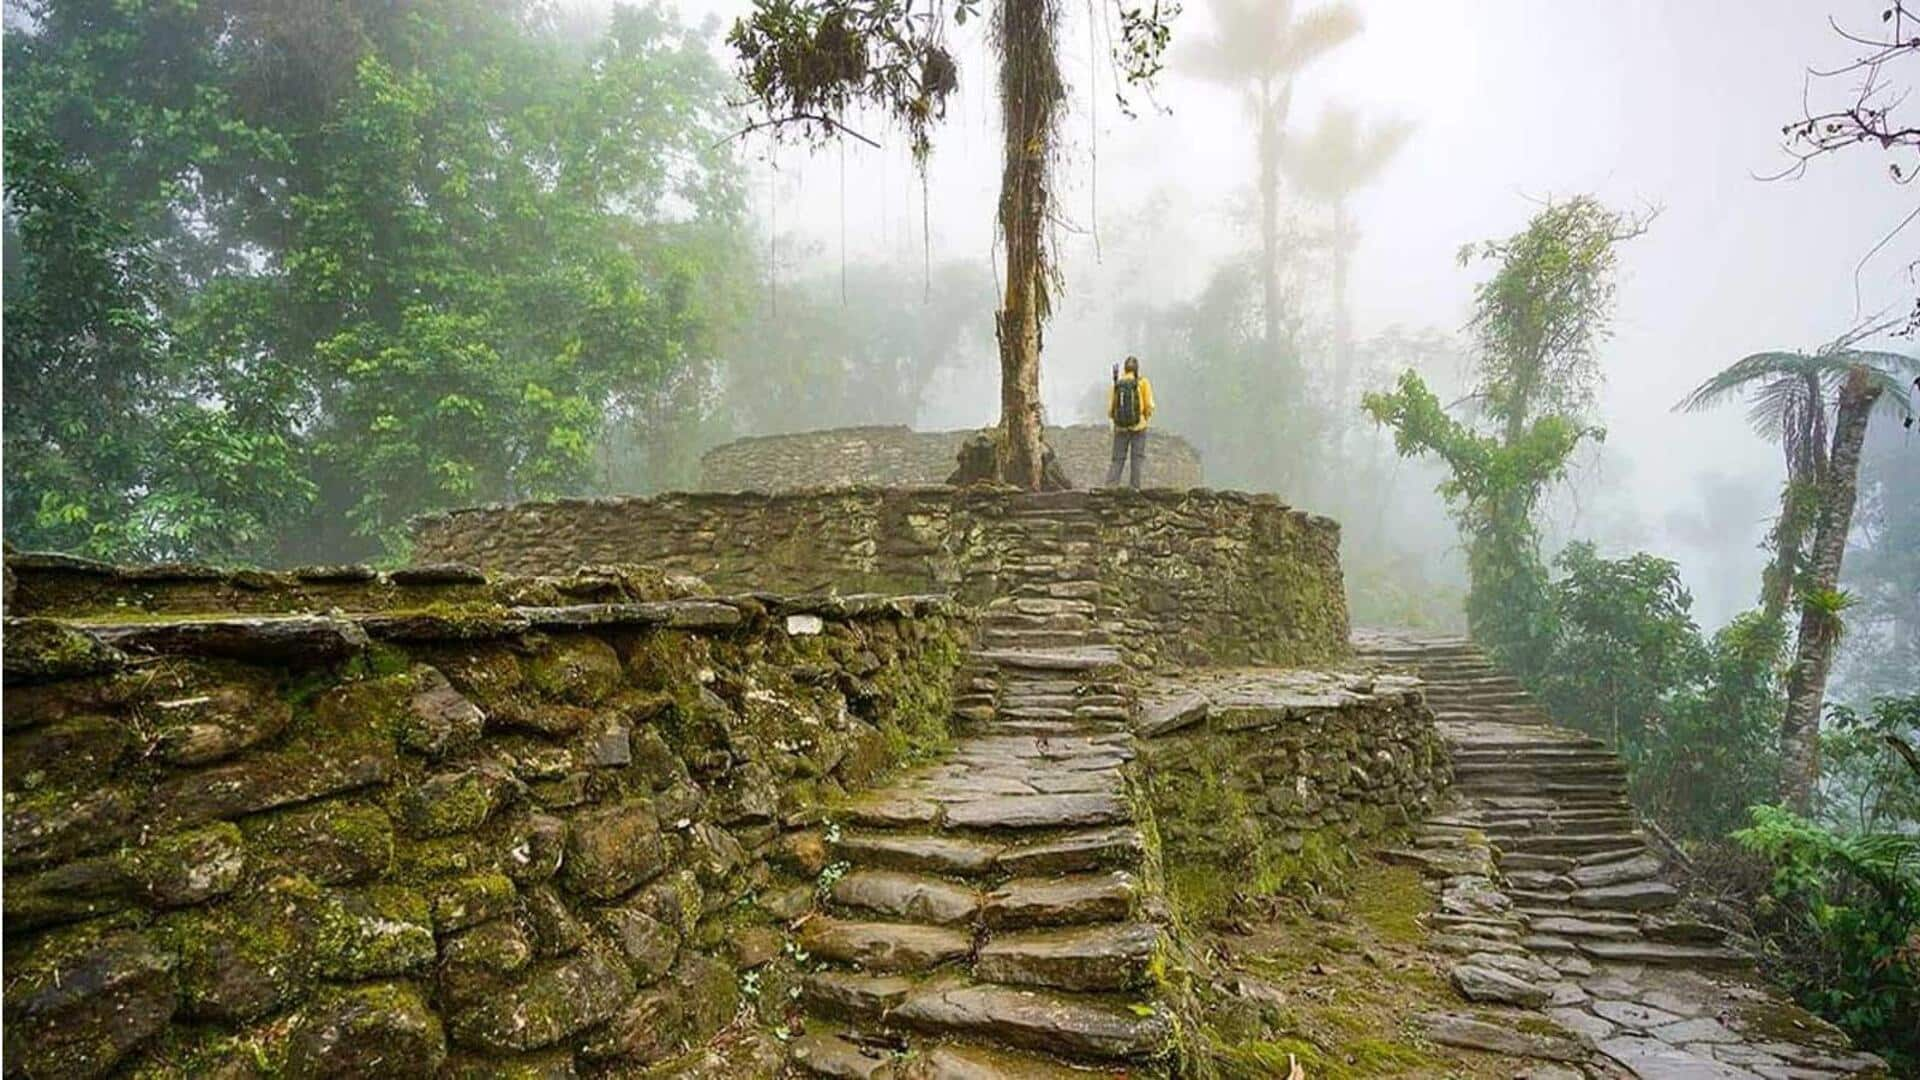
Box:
<box><xmin>1114</xmin><ymin>377</ymin><xmax>1142</xmax><ymax>428</ymax></box>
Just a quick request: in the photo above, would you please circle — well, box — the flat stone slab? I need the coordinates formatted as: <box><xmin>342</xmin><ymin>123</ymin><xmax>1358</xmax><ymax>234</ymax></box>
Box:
<box><xmin>996</xmin><ymin>827</ymin><xmax>1145</xmax><ymax>876</ymax></box>
<box><xmin>834</xmin><ymin>833</ymin><xmax>1003</xmax><ymax>877</ymax></box>
<box><xmin>1597</xmin><ymin>1035</ymin><xmax>1752</xmax><ymax>1078</ymax></box>
<box><xmin>1577</xmin><ymin>941</ymin><xmax>1747</xmax><ymax>968</ymax></box>
<box><xmin>1416</xmin><ymin>1012</ymin><xmax>1588</xmax><ymax>1062</ymax></box>
<box><xmin>1572</xmin><ymin>880</ymin><xmax>1680</xmax><ymax>912</ymax></box>
<box><xmin>974</xmin><ymin>922</ymin><xmax>1161</xmax><ymax>992</ymax></box>
<box><xmin>1569</xmin><ymin>853</ymin><xmax>1665</xmax><ymax>889</ymax></box>
<box><xmin>796</xmin><ymin>919</ymin><xmax>971</xmax><ymax>973</ymax></box>
<box><xmin>983</xmin><ymin>872</ymin><xmax>1137</xmax><ymax>930</ymax></box>
<box><xmin>891</xmin><ymin>981</ymin><xmax>1170</xmax><ymax>1060</ymax></box>
<box><xmin>830</xmin><ymin>870</ymin><xmax>980</xmax><ymax>926</ymax></box>
<box><xmin>788</xmin><ymin>1032</ymin><xmax>895</xmax><ymax>1079</ymax></box>
<box><xmin>909</xmin><ymin>1044</ymin><xmax>1101</xmax><ymax>1079</ymax></box>
<box><xmin>944</xmin><ymin>793</ymin><xmax>1129</xmax><ymax>831</ymax></box>
<box><xmin>802</xmin><ymin>972</ymin><xmax>915</xmax><ymax>1021</ymax></box>
<box><xmin>1528</xmin><ymin>916</ymin><xmax>1643</xmax><ymax>942</ymax></box>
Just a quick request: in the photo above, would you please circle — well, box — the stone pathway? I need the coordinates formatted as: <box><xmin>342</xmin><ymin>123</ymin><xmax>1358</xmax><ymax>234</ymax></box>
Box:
<box><xmin>1355</xmin><ymin>630</ymin><xmax>1888</xmax><ymax>1079</ymax></box>
<box><xmin>790</xmin><ymin>543</ymin><xmax>1174</xmax><ymax>1076</ymax></box>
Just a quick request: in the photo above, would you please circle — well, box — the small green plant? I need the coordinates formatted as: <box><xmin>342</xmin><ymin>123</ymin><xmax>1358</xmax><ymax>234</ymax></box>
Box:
<box><xmin>815</xmin><ymin>860</ymin><xmax>850</xmax><ymax>899</ymax></box>
<box><xmin>1734</xmin><ymin>804</ymin><xmax>1920</xmax><ymax>1069</ymax></box>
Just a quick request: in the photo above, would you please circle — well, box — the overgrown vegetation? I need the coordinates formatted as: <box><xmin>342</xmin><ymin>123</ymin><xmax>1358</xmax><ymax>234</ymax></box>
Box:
<box><xmin>4</xmin><ymin>0</ymin><xmax>747</xmax><ymax>563</ymax></box>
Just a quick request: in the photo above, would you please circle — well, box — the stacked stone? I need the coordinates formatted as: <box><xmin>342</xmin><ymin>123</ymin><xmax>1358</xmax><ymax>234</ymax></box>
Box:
<box><xmin>2</xmin><ymin>581</ymin><xmax>966</xmax><ymax>1078</ymax></box>
<box><xmin>697</xmin><ymin>425</ymin><xmax>1205</xmax><ymax>492</ymax></box>
<box><xmin>1356</xmin><ymin>630</ymin><xmax>1889</xmax><ymax>1078</ymax></box>
<box><xmin>1134</xmin><ymin>669</ymin><xmax>1450</xmax><ymax>872</ymax></box>
<box><xmin>789</xmin><ymin>518</ymin><xmax>1174</xmax><ymax>1076</ymax></box>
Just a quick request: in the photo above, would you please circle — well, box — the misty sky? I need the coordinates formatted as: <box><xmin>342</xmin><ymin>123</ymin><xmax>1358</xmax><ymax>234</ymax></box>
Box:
<box><xmin>619</xmin><ymin>0</ymin><xmax>1920</xmax><ymax>627</ymax></box>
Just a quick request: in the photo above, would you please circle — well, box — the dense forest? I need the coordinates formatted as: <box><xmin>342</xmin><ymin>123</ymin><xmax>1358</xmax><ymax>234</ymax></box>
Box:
<box><xmin>5</xmin><ymin>0</ymin><xmax>1917</xmax><ymax>1066</ymax></box>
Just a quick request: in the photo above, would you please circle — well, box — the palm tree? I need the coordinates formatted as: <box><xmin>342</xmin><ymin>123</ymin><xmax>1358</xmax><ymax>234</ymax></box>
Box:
<box><xmin>1677</xmin><ymin>340</ymin><xmax>1919</xmax><ymax>809</ymax></box>
<box><xmin>1279</xmin><ymin>103</ymin><xmax>1411</xmax><ymax>401</ymax></box>
<box><xmin>1183</xmin><ymin>0</ymin><xmax>1361</xmax><ymax>358</ymax></box>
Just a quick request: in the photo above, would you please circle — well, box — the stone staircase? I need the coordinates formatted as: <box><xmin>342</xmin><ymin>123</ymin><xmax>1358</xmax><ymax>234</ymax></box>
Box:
<box><xmin>1353</xmin><ymin>630</ymin><xmax>1741</xmax><ymax>969</ymax></box>
<box><xmin>790</xmin><ymin>508</ymin><xmax>1172</xmax><ymax>1076</ymax></box>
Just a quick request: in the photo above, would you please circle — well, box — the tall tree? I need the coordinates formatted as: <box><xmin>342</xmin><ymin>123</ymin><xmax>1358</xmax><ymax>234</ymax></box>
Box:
<box><xmin>1364</xmin><ymin>197</ymin><xmax>1648</xmax><ymax>676</ymax></box>
<box><xmin>1678</xmin><ymin>345</ymin><xmax>1918</xmax><ymax>808</ymax></box>
<box><xmin>729</xmin><ymin>0</ymin><xmax>1176</xmax><ymax>488</ymax></box>
<box><xmin>1278</xmin><ymin>102</ymin><xmax>1410</xmax><ymax>402</ymax></box>
<box><xmin>1183</xmin><ymin>0</ymin><xmax>1360</xmax><ymax>358</ymax></box>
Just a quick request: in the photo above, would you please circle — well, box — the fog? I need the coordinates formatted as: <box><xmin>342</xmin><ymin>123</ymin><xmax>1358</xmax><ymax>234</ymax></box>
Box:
<box><xmin>599</xmin><ymin>0</ymin><xmax>1913</xmax><ymax>631</ymax></box>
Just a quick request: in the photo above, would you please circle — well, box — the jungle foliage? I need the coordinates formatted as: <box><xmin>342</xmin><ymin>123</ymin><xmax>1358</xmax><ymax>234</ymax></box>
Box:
<box><xmin>4</xmin><ymin>0</ymin><xmax>747</xmax><ymax>563</ymax></box>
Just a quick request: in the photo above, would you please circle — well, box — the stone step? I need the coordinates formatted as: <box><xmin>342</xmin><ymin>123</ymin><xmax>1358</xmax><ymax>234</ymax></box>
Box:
<box><xmin>944</xmin><ymin>793</ymin><xmax>1131</xmax><ymax>832</ymax></box>
<box><xmin>983</xmin><ymin>719</ymin><xmax>1119</xmax><ymax>737</ymax></box>
<box><xmin>1568</xmin><ymin>852</ymin><xmax>1664</xmax><ymax>889</ymax></box>
<box><xmin>905</xmin><ymin>1043</ymin><xmax>1105</xmax><ymax>1079</ymax></box>
<box><xmin>974</xmin><ymin>922</ymin><xmax>1163</xmax><ymax>992</ymax></box>
<box><xmin>1574</xmin><ymin>940</ymin><xmax>1747</xmax><ymax>968</ymax></box>
<box><xmin>983</xmin><ymin>872</ymin><xmax>1138</xmax><ymax>930</ymax></box>
<box><xmin>981</xmin><ymin>630</ymin><xmax>1116</xmax><ymax>650</ymax></box>
<box><xmin>834</xmin><ymin>832</ymin><xmax>1004</xmax><ymax>878</ymax></box>
<box><xmin>798</xmin><ymin>918</ymin><xmax>974</xmax><ymax>973</ymax></box>
<box><xmin>1499</xmin><ymin>832</ymin><xmax>1647</xmax><ymax>856</ymax></box>
<box><xmin>1525</xmin><ymin>915</ymin><xmax>1642</xmax><ymax>941</ymax></box>
<box><xmin>886</xmin><ymin>979</ymin><xmax>1172</xmax><ymax>1061</ymax></box>
<box><xmin>997</xmin><ymin>827</ymin><xmax>1146</xmax><ymax>877</ymax></box>
<box><xmin>1571</xmin><ymin>880</ymin><xmax>1679</xmax><ymax>912</ymax></box>
<box><xmin>830</xmin><ymin>870</ymin><xmax>982</xmax><ymax>926</ymax></box>
<box><xmin>789</xmin><ymin>1032</ymin><xmax>897</xmax><ymax>1079</ymax></box>
<box><xmin>975</xmin><ymin>647</ymin><xmax>1126</xmax><ymax>673</ymax></box>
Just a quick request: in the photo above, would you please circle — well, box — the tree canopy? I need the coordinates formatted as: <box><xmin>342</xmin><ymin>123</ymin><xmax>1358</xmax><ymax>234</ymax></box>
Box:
<box><xmin>4</xmin><ymin>0</ymin><xmax>747</xmax><ymax>562</ymax></box>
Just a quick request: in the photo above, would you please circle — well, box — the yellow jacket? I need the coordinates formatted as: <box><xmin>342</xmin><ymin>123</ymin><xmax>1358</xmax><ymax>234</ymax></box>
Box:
<box><xmin>1108</xmin><ymin>375</ymin><xmax>1154</xmax><ymax>431</ymax></box>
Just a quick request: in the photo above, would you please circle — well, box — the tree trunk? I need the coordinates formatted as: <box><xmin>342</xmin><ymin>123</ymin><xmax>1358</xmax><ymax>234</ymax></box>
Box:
<box><xmin>1257</xmin><ymin>78</ymin><xmax>1288</xmax><ymax>359</ymax></box>
<box><xmin>993</xmin><ymin>0</ymin><xmax>1063</xmax><ymax>490</ymax></box>
<box><xmin>1779</xmin><ymin>366</ymin><xmax>1882</xmax><ymax>811</ymax></box>
<box><xmin>1759</xmin><ymin>476</ymin><xmax>1813</xmax><ymax>624</ymax></box>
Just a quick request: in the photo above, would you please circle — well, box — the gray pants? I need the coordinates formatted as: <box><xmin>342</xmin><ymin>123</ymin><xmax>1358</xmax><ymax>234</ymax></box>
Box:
<box><xmin>1106</xmin><ymin>429</ymin><xmax>1147</xmax><ymax>488</ymax></box>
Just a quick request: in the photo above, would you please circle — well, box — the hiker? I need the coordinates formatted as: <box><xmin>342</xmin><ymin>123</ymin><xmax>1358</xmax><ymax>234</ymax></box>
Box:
<box><xmin>1105</xmin><ymin>355</ymin><xmax>1155</xmax><ymax>488</ymax></box>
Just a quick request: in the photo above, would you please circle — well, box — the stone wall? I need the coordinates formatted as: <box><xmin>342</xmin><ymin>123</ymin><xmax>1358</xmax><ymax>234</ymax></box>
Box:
<box><xmin>699</xmin><ymin>425</ymin><xmax>1204</xmax><ymax>491</ymax></box>
<box><xmin>411</xmin><ymin>488</ymin><xmax>1350</xmax><ymax>668</ymax></box>
<box><xmin>1136</xmin><ymin>670</ymin><xmax>1450</xmax><ymax>919</ymax></box>
<box><xmin>1</xmin><ymin>582</ymin><xmax>966</xmax><ymax>1078</ymax></box>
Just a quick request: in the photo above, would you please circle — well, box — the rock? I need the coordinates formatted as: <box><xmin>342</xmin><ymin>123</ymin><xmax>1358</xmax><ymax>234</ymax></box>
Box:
<box><xmin>906</xmin><ymin>1044</ymin><xmax>1101</xmax><ymax>1079</ymax></box>
<box><xmin>598</xmin><ymin>906</ymin><xmax>680</xmax><ymax>985</ymax></box>
<box><xmin>250</xmin><ymin>802</ymin><xmax>394</xmax><ymax>885</ymax></box>
<box><xmin>1572</xmin><ymin>880</ymin><xmax>1679</xmax><ymax>912</ymax></box>
<box><xmin>505</xmin><ymin>814</ymin><xmax>568</xmax><ymax>884</ymax></box>
<box><xmin>448</xmin><ymin>943</ymin><xmax>635</xmax><ymax>1052</ymax></box>
<box><xmin>1569</xmin><ymin>852</ymin><xmax>1664</xmax><ymax>889</ymax></box>
<box><xmin>973</xmin><ymin>922</ymin><xmax>1161</xmax><ymax>992</ymax></box>
<box><xmin>159</xmin><ymin>894</ymin><xmax>308</xmax><ymax>1022</ymax></box>
<box><xmin>121</xmin><ymin>822</ymin><xmax>248</xmax><ymax>908</ymax></box>
<box><xmin>91</xmin><ymin>615</ymin><xmax>369</xmax><ymax>666</ymax></box>
<box><xmin>399</xmin><ymin>665</ymin><xmax>486</xmax><ymax>757</ymax></box>
<box><xmin>4</xmin><ymin>925</ymin><xmax>177</xmax><ymax>1078</ymax></box>
<box><xmin>390</xmin><ymin>562</ymin><xmax>488</xmax><ymax>585</ymax></box>
<box><xmin>1450</xmin><ymin>961</ymin><xmax>1552</xmax><ymax>1007</ymax></box>
<box><xmin>400</xmin><ymin>766</ymin><xmax>522</xmax><ymax>837</ymax></box>
<box><xmin>310</xmin><ymin>885</ymin><xmax>437</xmax><ymax>979</ymax></box>
<box><xmin>1416</xmin><ymin>1011</ymin><xmax>1589</xmax><ymax>1062</ymax></box>
<box><xmin>983</xmin><ymin>871</ymin><xmax>1136</xmax><ymax>929</ymax></box>
<box><xmin>774</xmin><ymin>830</ymin><xmax>830</xmax><ymax>876</ymax></box>
<box><xmin>283</xmin><ymin>981</ymin><xmax>448</xmax><ymax>1079</ymax></box>
<box><xmin>1137</xmin><ymin>692</ymin><xmax>1208</xmax><ymax>737</ymax></box>
<box><xmin>891</xmin><ymin>981</ymin><xmax>1171</xmax><ymax>1060</ymax></box>
<box><xmin>1641</xmin><ymin>913</ymin><xmax>1730</xmax><ymax>945</ymax></box>
<box><xmin>5</xmin><ymin>784</ymin><xmax>139</xmax><ymax>870</ymax></box>
<box><xmin>151</xmin><ymin>683</ymin><xmax>292</xmax><ymax>766</ymax></box>
<box><xmin>524</xmin><ymin>636</ymin><xmax>623</xmax><ymax>706</ymax></box>
<box><xmin>802</xmin><ymin>971</ymin><xmax>916</xmax><ymax>1021</ymax></box>
<box><xmin>831</xmin><ymin>870</ymin><xmax>980</xmax><ymax>925</ymax></box>
<box><xmin>522</xmin><ymin>885</ymin><xmax>590</xmax><ymax>957</ymax></box>
<box><xmin>442</xmin><ymin>919</ymin><xmax>534</xmax><ymax>975</ymax></box>
<box><xmin>789</xmin><ymin>1032</ymin><xmax>897</xmax><ymax>1079</ymax></box>
<box><xmin>431</xmin><ymin>874</ymin><xmax>519</xmax><ymax>934</ymax></box>
<box><xmin>563</xmin><ymin>799</ymin><xmax>666</xmax><ymax>900</ymax></box>
<box><xmin>582</xmin><ymin>716</ymin><xmax>632</xmax><ymax>767</ymax></box>
<box><xmin>3</xmin><ymin>618</ymin><xmax>127</xmax><ymax>683</ymax></box>
<box><xmin>785</xmin><ymin>614</ymin><xmax>825</xmax><ymax>636</ymax></box>
<box><xmin>996</xmin><ymin>827</ymin><xmax>1144</xmax><ymax>876</ymax></box>
<box><xmin>1596</xmin><ymin>1035</ymin><xmax>1749</xmax><ymax>1078</ymax></box>
<box><xmin>152</xmin><ymin>747</ymin><xmax>392</xmax><ymax>831</ymax></box>
<box><xmin>833</xmin><ymin>832</ymin><xmax>1003</xmax><ymax>877</ymax></box>
<box><xmin>796</xmin><ymin>918</ymin><xmax>972</xmax><ymax>973</ymax></box>
<box><xmin>1590</xmin><ymin>999</ymin><xmax>1687</xmax><ymax>1030</ymax></box>
<box><xmin>728</xmin><ymin>925</ymin><xmax>785</xmax><ymax>969</ymax></box>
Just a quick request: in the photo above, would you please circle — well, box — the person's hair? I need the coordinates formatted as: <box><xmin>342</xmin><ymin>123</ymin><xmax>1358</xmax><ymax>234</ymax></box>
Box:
<box><xmin>1123</xmin><ymin>355</ymin><xmax>1140</xmax><ymax>374</ymax></box>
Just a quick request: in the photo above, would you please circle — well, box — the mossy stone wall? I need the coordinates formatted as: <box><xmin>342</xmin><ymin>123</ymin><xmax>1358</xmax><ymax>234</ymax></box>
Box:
<box><xmin>699</xmin><ymin>424</ymin><xmax>1205</xmax><ymax>491</ymax></box>
<box><xmin>410</xmin><ymin>487</ymin><xmax>1349</xmax><ymax>668</ymax></box>
<box><xmin>1137</xmin><ymin>672</ymin><xmax>1450</xmax><ymax>923</ymax></box>
<box><xmin>2</xmin><ymin>592</ymin><xmax>965</xmax><ymax>1078</ymax></box>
